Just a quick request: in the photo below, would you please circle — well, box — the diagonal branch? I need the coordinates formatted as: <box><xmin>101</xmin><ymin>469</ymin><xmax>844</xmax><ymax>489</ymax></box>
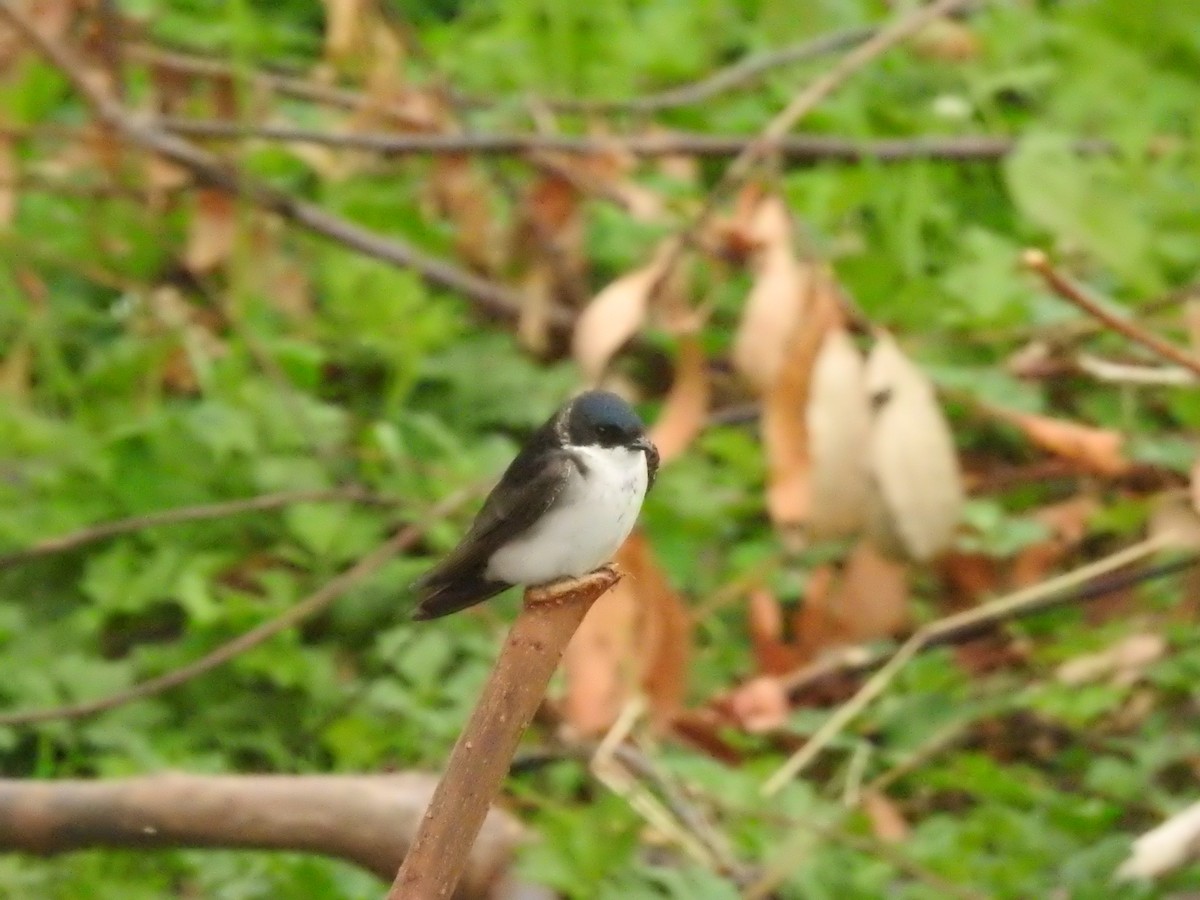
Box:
<box><xmin>0</xmin><ymin>487</ymin><xmax>395</xmax><ymax>568</ymax></box>
<box><xmin>0</xmin><ymin>4</ymin><xmax>559</xmax><ymax>331</ymax></box>
<box><xmin>0</xmin><ymin>489</ymin><xmax>476</xmax><ymax>727</ymax></box>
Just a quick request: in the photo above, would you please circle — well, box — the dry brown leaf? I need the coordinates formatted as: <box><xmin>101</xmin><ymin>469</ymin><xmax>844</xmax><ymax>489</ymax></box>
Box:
<box><xmin>792</xmin><ymin>541</ymin><xmax>909</xmax><ymax>662</ymax></box>
<box><xmin>727</xmin><ymin>676</ymin><xmax>789</xmax><ymax>734</ymax></box>
<box><xmin>762</xmin><ymin>265</ymin><xmax>843</xmax><ymax>532</ymax></box>
<box><xmin>0</xmin><ymin>134</ymin><xmax>16</xmax><ymax>228</ymax></box>
<box><xmin>747</xmin><ymin>588</ymin><xmax>806</xmax><ymax>676</ymax></box>
<box><xmin>322</xmin><ymin>0</ymin><xmax>368</xmax><ymax>61</ymax></box>
<box><xmin>864</xmin><ymin>332</ymin><xmax>964</xmax><ymax>562</ymax></box>
<box><xmin>649</xmin><ymin>334</ymin><xmax>709</xmax><ymax>465</ymax></box>
<box><xmin>1056</xmin><ymin>633</ymin><xmax>1166</xmax><ymax>687</ymax></box>
<box><xmin>989</xmin><ymin>406</ymin><xmax>1130</xmax><ymax>477</ymax></box>
<box><xmin>910</xmin><ymin>19</ymin><xmax>980</xmax><ymax>61</ymax></box>
<box><xmin>731</xmin><ymin>196</ymin><xmax>804</xmax><ymax>392</ymax></box>
<box><xmin>807</xmin><ymin>328</ymin><xmax>871</xmax><ymax>540</ymax></box>
<box><xmin>572</xmin><ymin>240</ymin><xmax>674</xmax><ymax>383</ymax></box>
<box><xmin>1190</xmin><ymin>456</ymin><xmax>1200</xmax><ymax>516</ymax></box>
<box><xmin>513</xmin><ymin>173</ymin><xmax>584</xmax><ymax>355</ymax></box>
<box><xmin>0</xmin><ymin>335</ymin><xmax>32</xmax><ymax>401</ymax></box>
<box><xmin>561</xmin><ymin>531</ymin><xmax>691</xmax><ymax>735</ymax></box>
<box><xmin>622</xmin><ymin>531</ymin><xmax>691</xmax><ymax>726</ymax></box>
<box><xmin>562</xmin><ymin>579</ymin><xmax>638</xmax><ymax>738</ymax></box>
<box><xmin>862</xmin><ymin>789</ymin><xmax>911</xmax><ymax>844</ymax></box>
<box><xmin>184</xmin><ymin>188</ymin><xmax>237</xmax><ymax>275</ymax></box>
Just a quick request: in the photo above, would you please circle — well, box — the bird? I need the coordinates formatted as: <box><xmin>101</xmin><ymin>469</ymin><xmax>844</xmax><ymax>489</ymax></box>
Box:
<box><xmin>411</xmin><ymin>390</ymin><xmax>660</xmax><ymax>620</ymax></box>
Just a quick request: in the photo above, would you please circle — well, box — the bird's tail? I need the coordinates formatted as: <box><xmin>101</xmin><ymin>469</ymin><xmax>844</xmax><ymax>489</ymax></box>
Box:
<box><xmin>410</xmin><ymin>573</ymin><xmax>512</xmax><ymax>620</ymax></box>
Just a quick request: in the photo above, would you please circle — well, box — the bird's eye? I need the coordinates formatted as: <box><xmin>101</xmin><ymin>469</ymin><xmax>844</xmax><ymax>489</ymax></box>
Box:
<box><xmin>596</xmin><ymin>424</ymin><xmax>620</xmax><ymax>440</ymax></box>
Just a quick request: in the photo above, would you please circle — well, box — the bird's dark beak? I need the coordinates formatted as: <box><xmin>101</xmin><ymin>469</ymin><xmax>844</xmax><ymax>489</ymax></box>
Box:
<box><xmin>632</xmin><ymin>436</ymin><xmax>660</xmax><ymax>488</ymax></box>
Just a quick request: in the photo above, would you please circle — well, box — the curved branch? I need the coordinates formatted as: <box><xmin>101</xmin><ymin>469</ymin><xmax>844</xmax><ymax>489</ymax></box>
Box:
<box><xmin>0</xmin><ymin>489</ymin><xmax>476</xmax><ymax>727</ymax></box>
<box><xmin>0</xmin><ymin>772</ymin><xmax>523</xmax><ymax>897</ymax></box>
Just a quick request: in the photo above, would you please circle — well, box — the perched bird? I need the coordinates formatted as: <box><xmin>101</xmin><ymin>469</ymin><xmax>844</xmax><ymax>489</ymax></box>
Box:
<box><xmin>412</xmin><ymin>390</ymin><xmax>659</xmax><ymax>620</ymax></box>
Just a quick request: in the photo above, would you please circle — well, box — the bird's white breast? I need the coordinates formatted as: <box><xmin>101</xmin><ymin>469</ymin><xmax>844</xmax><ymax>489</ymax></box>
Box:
<box><xmin>484</xmin><ymin>445</ymin><xmax>648</xmax><ymax>586</ymax></box>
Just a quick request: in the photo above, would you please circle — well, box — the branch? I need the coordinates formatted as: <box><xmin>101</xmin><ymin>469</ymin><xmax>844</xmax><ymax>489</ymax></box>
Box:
<box><xmin>0</xmin><ymin>487</ymin><xmax>394</xmax><ymax>568</ymax></box>
<box><xmin>0</xmin><ymin>772</ymin><xmax>522</xmax><ymax>897</ymax></box>
<box><xmin>1023</xmin><ymin>249</ymin><xmax>1200</xmax><ymax>379</ymax></box>
<box><xmin>0</xmin><ymin>6</ymin><xmax>554</xmax><ymax>331</ymax></box>
<box><xmin>0</xmin><ymin>489</ymin><xmax>475</xmax><ymax>727</ymax></box>
<box><xmin>389</xmin><ymin>567</ymin><xmax>621</xmax><ymax>898</ymax></box>
<box><xmin>146</xmin><ymin>121</ymin><xmax>1110</xmax><ymax>164</ymax></box>
<box><xmin>762</xmin><ymin>535</ymin><xmax>1180</xmax><ymax>794</ymax></box>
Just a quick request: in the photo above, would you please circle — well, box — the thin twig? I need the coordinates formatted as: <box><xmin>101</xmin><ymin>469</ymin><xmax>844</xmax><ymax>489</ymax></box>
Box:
<box><xmin>0</xmin><ymin>487</ymin><xmax>393</xmax><ymax>568</ymax></box>
<box><xmin>1024</xmin><ymin>249</ymin><xmax>1200</xmax><ymax>379</ymax></box>
<box><xmin>651</xmin><ymin>0</ymin><xmax>976</xmax><ymax>310</ymax></box>
<box><xmin>0</xmin><ymin>489</ymin><xmax>476</xmax><ymax>727</ymax></box>
<box><xmin>0</xmin><ymin>6</ymin><xmax>553</xmax><ymax>330</ymax></box>
<box><xmin>4</xmin><ymin>121</ymin><xmax>1113</xmax><ymax>164</ymax></box>
<box><xmin>761</xmin><ymin>534</ymin><xmax>1174</xmax><ymax>795</ymax></box>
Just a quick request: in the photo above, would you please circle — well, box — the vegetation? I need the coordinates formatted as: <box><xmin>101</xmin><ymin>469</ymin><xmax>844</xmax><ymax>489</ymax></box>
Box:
<box><xmin>1</xmin><ymin>0</ymin><xmax>1199</xmax><ymax>897</ymax></box>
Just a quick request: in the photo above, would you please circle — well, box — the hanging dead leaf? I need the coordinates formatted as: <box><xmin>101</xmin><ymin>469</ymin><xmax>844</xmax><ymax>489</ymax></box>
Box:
<box><xmin>649</xmin><ymin>334</ymin><xmax>709</xmax><ymax>464</ymax></box>
<box><xmin>862</xmin><ymin>789</ymin><xmax>911</xmax><ymax>844</ymax></box>
<box><xmin>183</xmin><ymin>188</ymin><xmax>237</xmax><ymax>275</ymax></box>
<box><xmin>622</xmin><ymin>531</ymin><xmax>691</xmax><ymax>727</ymax></box>
<box><xmin>987</xmin><ymin>406</ymin><xmax>1129</xmax><ymax>477</ymax></box>
<box><xmin>864</xmin><ymin>332</ymin><xmax>964</xmax><ymax>562</ymax></box>
<box><xmin>762</xmin><ymin>264</ymin><xmax>843</xmax><ymax>533</ymax></box>
<box><xmin>572</xmin><ymin>240</ymin><xmax>675</xmax><ymax>383</ymax></box>
<box><xmin>562</xmin><ymin>578</ymin><xmax>638</xmax><ymax>738</ymax></box>
<box><xmin>0</xmin><ymin>134</ymin><xmax>16</xmax><ymax>228</ymax></box>
<box><xmin>727</xmin><ymin>676</ymin><xmax>789</xmax><ymax>734</ymax></box>
<box><xmin>792</xmin><ymin>541</ymin><xmax>909</xmax><ymax>662</ymax></box>
<box><xmin>731</xmin><ymin>196</ymin><xmax>804</xmax><ymax>392</ymax></box>
<box><xmin>561</xmin><ymin>531</ymin><xmax>691</xmax><ymax>734</ymax></box>
<box><xmin>322</xmin><ymin>0</ymin><xmax>368</xmax><ymax>62</ymax></box>
<box><xmin>807</xmin><ymin>328</ymin><xmax>871</xmax><ymax>540</ymax></box>
<box><xmin>1149</xmin><ymin>490</ymin><xmax>1200</xmax><ymax>551</ymax></box>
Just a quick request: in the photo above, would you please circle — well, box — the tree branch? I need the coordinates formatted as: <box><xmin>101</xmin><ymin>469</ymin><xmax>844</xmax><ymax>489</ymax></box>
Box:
<box><xmin>0</xmin><ymin>487</ymin><xmax>395</xmax><ymax>568</ymax></box>
<box><xmin>0</xmin><ymin>772</ymin><xmax>523</xmax><ymax>897</ymax></box>
<box><xmin>389</xmin><ymin>567</ymin><xmax>621</xmax><ymax>898</ymax></box>
<box><xmin>0</xmin><ymin>489</ymin><xmax>476</xmax><ymax>727</ymax></box>
<box><xmin>1023</xmin><ymin>249</ymin><xmax>1200</xmax><ymax>378</ymax></box>
<box><xmin>0</xmin><ymin>5</ymin><xmax>553</xmax><ymax>330</ymax></box>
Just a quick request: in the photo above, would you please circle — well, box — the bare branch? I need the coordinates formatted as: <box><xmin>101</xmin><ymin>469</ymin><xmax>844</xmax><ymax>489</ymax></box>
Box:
<box><xmin>0</xmin><ymin>772</ymin><xmax>522</xmax><ymax>896</ymax></box>
<box><xmin>0</xmin><ymin>5</ymin><xmax>555</xmax><ymax>331</ymax></box>
<box><xmin>0</xmin><ymin>487</ymin><xmax>395</xmax><ymax>568</ymax></box>
<box><xmin>390</xmin><ymin>567</ymin><xmax>621</xmax><ymax>898</ymax></box>
<box><xmin>1024</xmin><ymin>249</ymin><xmax>1200</xmax><ymax>379</ymax></box>
<box><xmin>0</xmin><ymin>489</ymin><xmax>476</xmax><ymax>727</ymax></box>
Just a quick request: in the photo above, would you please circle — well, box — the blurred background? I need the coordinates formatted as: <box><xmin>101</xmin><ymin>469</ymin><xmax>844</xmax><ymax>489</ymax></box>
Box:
<box><xmin>1</xmin><ymin>0</ymin><xmax>1200</xmax><ymax>897</ymax></box>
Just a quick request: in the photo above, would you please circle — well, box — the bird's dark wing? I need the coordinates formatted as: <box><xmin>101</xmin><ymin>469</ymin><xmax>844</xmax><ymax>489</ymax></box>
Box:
<box><xmin>411</xmin><ymin>448</ymin><xmax>578</xmax><ymax>620</ymax></box>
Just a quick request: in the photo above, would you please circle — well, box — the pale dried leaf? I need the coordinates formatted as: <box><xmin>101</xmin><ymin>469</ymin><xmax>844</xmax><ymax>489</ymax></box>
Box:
<box><xmin>322</xmin><ymin>0</ymin><xmax>367</xmax><ymax>61</ymax></box>
<box><xmin>430</xmin><ymin>154</ymin><xmax>498</xmax><ymax>274</ymax></box>
<box><xmin>184</xmin><ymin>188</ymin><xmax>236</xmax><ymax>274</ymax></box>
<box><xmin>763</xmin><ymin>265</ymin><xmax>843</xmax><ymax>532</ymax></box>
<box><xmin>830</xmin><ymin>541</ymin><xmax>910</xmax><ymax>643</ymax></box>
<box><xmin>807</xmin><ymin>328</ymin><xmax>871</xmax><ymax>540</ymax></box>
<box><xmin>1056</xmin><ymin>633</ymin><xmax>1166</xmax><ymax>687</ymax></box>
<box><xmin>649</xmin><ymin>334</ymin><xmax>709</xmax><ymax>464</ymax></box>
<box><xmin>572</xmin><ymin>241</ymin><xmax>673</xmax><ymax>383</ymax></box>
<box><xmin>862</xmin><ymin>789</ymin><xmax>910</xmax><ymax>844</ymax></box>
<box><xmin>731</xmin><ymin>197</ymin><xmax>804</xmax><ymax>392</ymax></box>
<box><xmin>0</xmin><ymin>335</ymin><xmax>32</xmax><ymax>400</ymax></box>
<box><xmin>864</xmin><ymin>332</ymin><xmax>964</xmax><ymax>562</ymax></box>
<box><xmin>1117</xmin><ymin>801</ymin><xmax>1200</xmax><ymax>881</ymax></box>
<box><xmin>1149</xmin><ymin>490</ymin><xmax>1200</xmax><ymax>551</ymax></box>
<box><xmin>728</xmin><ymin>676</ymin><xmax>789</xmax><ymax>734</ymax></box>
<box><xmin>990</xmin><ymin>406</ymin><xmax>1129</xmax><ymax>477</ymax></box>
<box><xmin>910</xmin><ymin>19</ymin><xmax>981</xmax><ymax>61</ymax></box>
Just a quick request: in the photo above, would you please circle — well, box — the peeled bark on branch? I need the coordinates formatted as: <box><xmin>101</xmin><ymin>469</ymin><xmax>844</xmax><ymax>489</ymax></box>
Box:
<box><xmin>0</xmin><ymin>773</ymin><xmax>523</xmax><ymax>899</ymax></box>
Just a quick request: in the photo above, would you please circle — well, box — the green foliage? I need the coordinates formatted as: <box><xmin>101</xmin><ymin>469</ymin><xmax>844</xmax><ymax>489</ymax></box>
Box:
<box><xmin>2</xmin><ymin>0</ymin><xmax>1200</xmax><ymax>897</ymax></box>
